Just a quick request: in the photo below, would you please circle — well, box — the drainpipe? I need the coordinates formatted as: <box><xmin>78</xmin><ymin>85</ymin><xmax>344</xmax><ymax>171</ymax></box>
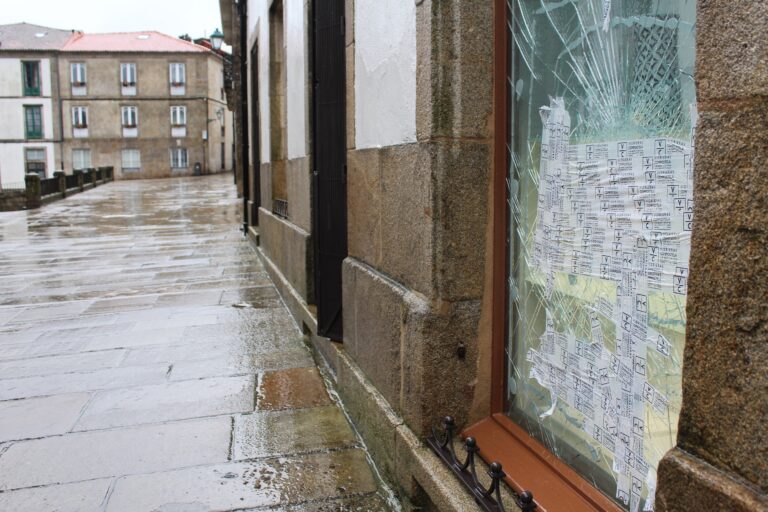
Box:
<box><xmin>54</xmin><ymin>53</ymin><xmax>65</xmax><ymax>170</ymax></box>
<box><xmin>238</xmin><ymin>0</ymin><xmax>250</xmax><ymax>236</ymax></box>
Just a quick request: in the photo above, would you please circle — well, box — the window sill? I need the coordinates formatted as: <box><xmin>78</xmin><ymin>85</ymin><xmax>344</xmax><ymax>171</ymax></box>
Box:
<box><xmin>462</xmin><ymin>414</ymin><xmax>622</xmax><ymax>512</ymax></box>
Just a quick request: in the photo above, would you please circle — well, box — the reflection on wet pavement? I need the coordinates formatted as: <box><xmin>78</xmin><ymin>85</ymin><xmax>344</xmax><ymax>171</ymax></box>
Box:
<box><xmin>0</xmin><ymin>175</ymin><xmax>393</xmax><ymax>511</ymax></box>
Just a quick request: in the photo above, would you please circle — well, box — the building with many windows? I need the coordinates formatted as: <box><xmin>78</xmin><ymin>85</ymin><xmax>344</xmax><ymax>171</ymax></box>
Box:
<box><xmin>59</xmin><ymin>31</ymin><xmax>233</xmax><ymax>179</ymax></box>
<box><xmin>0</xmin><ymin>23</ymin><xmax>72</xmax><ymax>188</ymax></box>
<box><xmin>0</xmin><ymin>23</ymin><xmax>233</xmax><ymax>183</ymax></box>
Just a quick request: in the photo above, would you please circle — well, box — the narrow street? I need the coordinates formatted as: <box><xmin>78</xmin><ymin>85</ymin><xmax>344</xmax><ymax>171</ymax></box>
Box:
<box><xmin>0</xmin><ymin>175</ymin><xmax>391</xmax><ymax>511</ymax></box>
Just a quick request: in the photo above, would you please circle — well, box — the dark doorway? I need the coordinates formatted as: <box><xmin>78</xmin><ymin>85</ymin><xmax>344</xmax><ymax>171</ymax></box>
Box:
<box><xmin>312</xmin><ymin>0</ymin><xmax>347</xmax><ymax>340</ymax></box>
<box><xmin>249</xmin><ymin>42</ymin><xmax>261</xmax><ymax>226</ymax></box>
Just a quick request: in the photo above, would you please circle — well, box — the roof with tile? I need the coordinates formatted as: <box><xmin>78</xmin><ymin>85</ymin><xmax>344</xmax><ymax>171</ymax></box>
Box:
<box><xmin>0</xmin><ymin>23</ymin><xmax>75</xmax><ymax>51</ymax></box>
<box><xmin>61</xmin><ymin>31</ymin><xmax>210</xmax><ymax>53</ymax></box>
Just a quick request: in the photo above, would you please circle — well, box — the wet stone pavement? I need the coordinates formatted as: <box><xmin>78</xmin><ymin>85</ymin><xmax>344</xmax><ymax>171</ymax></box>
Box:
<box><xmin>0</xmin><ymin>175</ymin><xmax>393</xmax><ymax>512</ymax></box>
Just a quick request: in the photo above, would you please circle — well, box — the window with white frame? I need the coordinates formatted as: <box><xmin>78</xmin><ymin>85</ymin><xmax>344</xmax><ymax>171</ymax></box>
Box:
<box><xmin>72</xmin><ymin>106</ymin><xmax>88</xmax><ymax>128</ymax></box>
<box><xmin>122</xmin><ymin>149</ymin><xmax>141</xmax><ymax>170</ymax></box>
<box><xmin>169</xmin><ymin>63</ymin><xmax>186</xmax><ymax>86</ymax></box>
<box><xmin>170</xmin><ymin>106</ymin><xmax>187</xmax><ymax>126</ymax></box>
<box><xmin>71</xmin><ymin>62</ymin><xmax>87</xmax><ymax>86</ymax></box>
<box><xmin>170</xmin><ymin>148</ymin><xmax>188</xmax><ymax>168</ymax></box>
<box><xmin>121</xmin><ymin>106</ymin><xmax>138</xmax><ymax>127</ymax></box>
<box><xmin>72</xmin><ymin>149</ymin><xmax>91</xmax><ymax>170</ymax></box>
<box><xmin>120</xmin><ymin>63</ymin><xmax>137</xmax><ymax>86</ymax></box>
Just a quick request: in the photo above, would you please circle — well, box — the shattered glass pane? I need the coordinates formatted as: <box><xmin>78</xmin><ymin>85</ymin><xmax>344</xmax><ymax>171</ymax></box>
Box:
<box><xmin>504</xmin><ymin>1</ymin><xmax>696</xmax><ymax>510</ymax></box>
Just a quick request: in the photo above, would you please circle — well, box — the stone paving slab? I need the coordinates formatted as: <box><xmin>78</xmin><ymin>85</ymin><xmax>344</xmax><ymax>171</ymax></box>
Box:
<box><xmin>0</xmin><ymin>175</ymin><xmax>392</xmax><ymax>511</ymax></box>
<box><xmin>0</xmin><ymin>393</ymin><xmax>90</xmax><ymax>442</ymax></box>
<box><xmin>106</xmin><ymin>449</ymin><xmax>378</xmax><ymax>512</ymax></box>
<box><xmin>233</xmin><ymin>405</ymin><xmax>359</xmax><ymax>459</ymax></box>
<box><xmin>0</xmin><ymin>364</ymin><xmax>171</xmax><ymax>401</ymax></box>
<box><xmin>0</xmin><ymin>349</ymin><xmax>125</xmax><ymax>379</ymax></box>
<box><xmin>0</xmin><ymin>416</ymin><xmax>232</xmax><ymax>490</ymax></box>
<box><xmin>257</xmin><ymin>367</ymin><xmax>333</xmax><ymax>411</ymax></box>
<box><xmin>0</xmin><ymin>478</ymin><xmax>112</xmax><ymax>512</ymax></box>
<box><xmin>74</xmin><ymin>375</ymin><xmax>254</xmax><ymax>431</ymax></box>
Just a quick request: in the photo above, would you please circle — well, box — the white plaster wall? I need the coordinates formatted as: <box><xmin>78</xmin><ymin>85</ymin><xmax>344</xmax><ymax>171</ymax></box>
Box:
<box><xmin>0</xmin><ymin>58</ymin><xmax>52</xmax><ymax>97</ymax></box>
<box><xmin>247</xmin><ymin>0</ymin><xmax>269</xmax><ymax>164</ymax></box>
<box><xmin>285</xmin><ymin>0</ymin><xmax>307</xmax><ymax>159</ymax></box>
<box><xmin>0</xmin><ymin>98</ymin><xmax>54</xmax><ymax>139</ymax></box>
<box><xmin>0</xmin><ymin>143</ymin><xmax>54</xmax><ymax>186</ymax></box>
<box><xmin>247</xmin><ymin>0</ymin><xmax>308</xmax><ymax>163</ymax></box>
<box><xmin>354</xmin><ymin>0</ymin><xmax>417</xmax><ymax>149</ymax></box>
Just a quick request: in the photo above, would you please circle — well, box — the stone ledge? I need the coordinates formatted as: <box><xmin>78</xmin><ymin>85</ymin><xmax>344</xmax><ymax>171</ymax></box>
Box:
<box><xmin>258</xmin><ymin>207</ymin><xmax>313</xmax><ymax>303</ymax></box>
<box><xmin>656</xmin><ymin>448</ymin><xmax>768</xmax><ymax>512</ymax></box>
<box><xmin>331</xmin><ymin>343</ymin><xmax>478</xmax><ymax>511</ymax></box>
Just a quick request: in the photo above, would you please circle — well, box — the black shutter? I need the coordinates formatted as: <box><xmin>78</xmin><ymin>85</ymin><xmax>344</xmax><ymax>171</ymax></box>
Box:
<box><xmin>312</xmin><ymin>0</ymin><xmax>347</xmax><ymax>340</ymax></box>
<box><xmin>250</xmin><ymin>43</ymin><xmax>261</xmax><ymax>225</ymax></box>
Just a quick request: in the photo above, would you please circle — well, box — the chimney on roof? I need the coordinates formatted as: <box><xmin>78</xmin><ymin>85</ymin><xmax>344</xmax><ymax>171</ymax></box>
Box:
<box><xmin>179</xmin><ymin>34</ymin><xmax>192</xmax><ymax>42</ymax></box>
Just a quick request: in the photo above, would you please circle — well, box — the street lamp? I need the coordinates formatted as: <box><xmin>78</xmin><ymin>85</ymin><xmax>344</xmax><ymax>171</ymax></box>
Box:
<box><xmin>210</xmin><ymin>28</ymin><xmax>224</xmax><ymax>51</ymax></box>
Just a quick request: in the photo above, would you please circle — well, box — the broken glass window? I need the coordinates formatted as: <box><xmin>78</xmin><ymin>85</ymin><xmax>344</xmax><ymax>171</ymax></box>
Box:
<box><xmin>504</xmin><ymin>1</ymin><xmax>696</xmax><ymax>510</ymax></box>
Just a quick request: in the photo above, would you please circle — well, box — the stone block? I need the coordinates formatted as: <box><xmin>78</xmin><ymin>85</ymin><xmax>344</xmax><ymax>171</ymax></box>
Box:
<box><xmin>416</xmin><ymin>0</ymin><xmax>493</xmax><ymax>141</ymax></box>
<box><xmin>379</xmin><ymin>143</ymin><xmax>433</xmax><ymax>295</ymax></box>
<box><xmin>260</xmin><ymin>161</ymin><xmax>272</xmax><ymax>213</ymax></box>
<box><xmin>286</xmin><ymin>155</ymin><xmax>311</xmax><ymax>232</ymax></box>
<box><xmin>24</xmin><ymin>173</ymin><xmax>41</xmax><ymax>209</ymax></box>
<box><xmin>259</xmin><ymin>207</ymin><xmax>313</xmax><ymax>302</ymax></box>
<box><xmin>677</xmin><ymin>103</ymin><xmax>768</xmax><ymax>490</ymax></box>
<box><xmin>346</xmin><ymin>143</ymin><xmax>435</xmax><ymax>296</ymax></box>
<box><xmin>656</xmin><ymin>449</ymin><xmax>768</xmax><ymax>512</ymax></box>
<box><xmin>431</xmin><ymin>140</ymin><xmax>490</xmax><ymax>301</ymax></box>
<box><xmin>400</xmin><ymin>296</ymin><xmax>482</xmax><ymax>436</ymax></box>
<box><xmin>342</xmin><ymin>258</ymin><xmax>404</xmax><ymax>409</ymax></box>
<box><xmin>346</xmin><ymin>39</ymin><xmax>356</xmax><ymax>150</ymax></box>
<box><xmin>335</xmin><ymin>348</ymin><xmax>402</xmax><ymax>485</ymax></box>
<box><xmin>347</xmin><ymin>148</ymin><xmax>382</xmax><ymax>267</ymax></box>
<box><xmin>697</xmin><ymin>0</ymin><xmax>768</xmax><ymax>100</ymax></box>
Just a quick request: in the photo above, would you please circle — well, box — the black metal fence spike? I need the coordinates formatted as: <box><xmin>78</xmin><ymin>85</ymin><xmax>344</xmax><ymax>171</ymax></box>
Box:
<box><xmin>425</xmin><ymin>416</ymin><xmax>538</xmax><ymax>512</ymax></box>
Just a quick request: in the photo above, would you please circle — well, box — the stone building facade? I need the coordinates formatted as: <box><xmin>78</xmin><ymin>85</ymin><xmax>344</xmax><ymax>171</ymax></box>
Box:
<box><xmin>0</xmin><ymin>23</ymin><xmax>71</xmax><ymax>187</ymax></box>
<box><xmin>219</xmin><ymin>1</ymin><xmax>767</xmax><ymax>511</ymax></box>
<box><xmin>59</xmin><ymin>32</ymin><xmax>233</xmax><ymax>179</ymax></box>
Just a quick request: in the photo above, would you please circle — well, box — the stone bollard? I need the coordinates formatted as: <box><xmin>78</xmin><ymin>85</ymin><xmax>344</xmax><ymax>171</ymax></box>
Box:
<box><xmin>74</xmin><ymin>170</ymin><xmax>85</xmax><ymax>192</ymax></box>
<box><xmin>88</xmin><ymin>168</ymin><xmax>98</xmax><ymax>187</ymax></box>
<box><xmin>25</xmin><ymin>173</ymin><xmax>41</xmax><ymax>209</ymax></box>
<box><xmin>53</xmin><ymin>171</ymin><xmax>66</xmax><ymax>198</ymax></box>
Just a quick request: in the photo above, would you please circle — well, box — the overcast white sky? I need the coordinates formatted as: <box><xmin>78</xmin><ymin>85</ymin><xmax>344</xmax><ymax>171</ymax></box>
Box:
<box><xmin>1</xmin><ymin>0</ymin><xmax>224</xmax><ymax>41</ymax></box>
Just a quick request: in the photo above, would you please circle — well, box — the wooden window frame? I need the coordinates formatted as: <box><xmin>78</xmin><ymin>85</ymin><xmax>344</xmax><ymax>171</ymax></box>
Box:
<box><xmin>121</xmin><ymin>106</ymin><xmax>138</xmax><ymax>128</ymax></box>
<box><xmin>169</xmin><ymin>62</ymin><xmax>186</xmax><ymax>87</ymax></box>
<box><xmin>24</xmin><ymin>147</ymin><xmax>47</xmax><ymax>178</ymax></box>
<box><xmin>120</xmin><ymin>62</ymin><xmax>137</xmax><ymax>87</ymax></box>
<box><xmin>72</xmin><ymin>106</ymin><xmax>88</xmax><ymax>129</ymax></box>
<box><xmin>71</xmin><ymin>62</ymin><xmax>87</xmax><ymax>87</ymax></box>
<box><xmin>170</xmin><ymin>105</ymin><xmax>187</xmax><ymax>127</ymax></box>
<box><xmin>24</xmin><ymin>105</ymin><xmax>44</xmax><ymax>140</ymax></box>
<box><xmin>461</xmin><ymin>2</ymin><xmax>623</xmax><ymax>511</ymax></box>
<box><xmin>22</xmin><ymin>61</ymin><xmax>41</xmax><ymax>97</ymax></box>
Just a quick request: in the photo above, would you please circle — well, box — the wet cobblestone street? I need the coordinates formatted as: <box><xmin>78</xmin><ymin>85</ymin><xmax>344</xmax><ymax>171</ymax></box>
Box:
<box><xmin>0</xmin><ymin>175</ymin><xmax>391</xmax><ymax>511</ymax></box>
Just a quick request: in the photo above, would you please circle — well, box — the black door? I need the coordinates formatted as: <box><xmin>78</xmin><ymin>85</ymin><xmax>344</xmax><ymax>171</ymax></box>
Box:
<box><xmin>249</xmin><ymin>43</ymin><xmax>261</xmax><ymax>226</ymax></box>
<box><xmin>312</xmin><ymin>0</ymin><xmax>347</xmax><ymax>340</ymax></box>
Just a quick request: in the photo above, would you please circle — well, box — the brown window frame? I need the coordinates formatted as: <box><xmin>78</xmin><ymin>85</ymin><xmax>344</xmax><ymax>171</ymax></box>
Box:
<box><xmin>461</xmin><ymin>2</ymin><xmax>623</xmax><ymax>511</ymax></box>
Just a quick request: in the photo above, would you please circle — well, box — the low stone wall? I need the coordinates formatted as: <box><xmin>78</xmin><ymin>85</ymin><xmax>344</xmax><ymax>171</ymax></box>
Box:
<box><xmin>0</xmin><ymin>190</ymin><xmax>26</xmax><ymax>212</ymax></box>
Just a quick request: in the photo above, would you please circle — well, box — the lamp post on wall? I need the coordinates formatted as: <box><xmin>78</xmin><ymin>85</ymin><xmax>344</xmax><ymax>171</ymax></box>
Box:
<box><xmin>210</xmin><ymin>28</ymin><xmax>224</xmax><ymax>51</ymax></box>
<box><xmin>203</xmin><ymin>106</ymin><xmax>225</xmax><ymax>174</ymax></box>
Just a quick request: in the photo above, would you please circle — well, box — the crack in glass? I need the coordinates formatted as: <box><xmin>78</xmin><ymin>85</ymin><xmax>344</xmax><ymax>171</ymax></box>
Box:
<box><xmin>504</xmin><ymin>1</ymin><xmax>696</xmax><ymax>510</ymax></box>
